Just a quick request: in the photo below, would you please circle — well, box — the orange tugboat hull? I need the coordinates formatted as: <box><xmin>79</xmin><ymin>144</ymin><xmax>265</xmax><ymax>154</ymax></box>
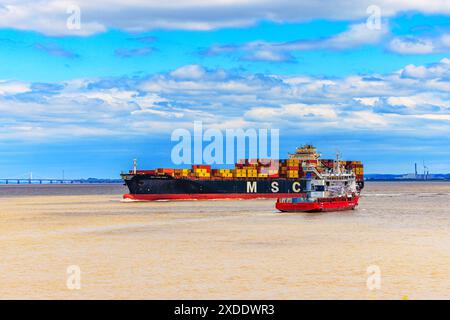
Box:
<box><xmin>276</xmin><ymin>196</ymin><xmax>359</xmax><ymax>212</ymax></box>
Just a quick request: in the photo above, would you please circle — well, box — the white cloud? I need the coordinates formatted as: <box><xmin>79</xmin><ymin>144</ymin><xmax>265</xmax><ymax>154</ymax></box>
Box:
<box><xmin>312</xmin><ymin>23</ymin><xmax>388</xmax><ymax>49</ymax></box>
<box><xmin>416</xmin><ymin>114</ymin><xmax>450</xmax><ymax>121</ymax></box>
<box><xmin>387</xmin><ymin>96</ymin><xmax>418</xmax><ymax>108</ymax></box>
<box><xmin>354</xmin><ymin>97</ymin><xmax>379</xmax><ymax>106</ymax></box>
<box><xmin>2</xmin><ymin>58</ymin><xmax>450</xmax><ymax>141</ymax></box>
<box><xmin>245</xmin><ymin>103</ymin><xmax>337</xmax><ymax>121</ymax></box>
<box><xmin>389</xmin><ymin>37</ymin><xmax>435</xmax><ymax>54</ymax></box>
<box><xmin>387</xmin><ymin>92</ymin><xmax>450</xmax><ymax>109</ymax></box>
<box><xmin>285</xmin><ymin>22</ymin><xmax>389</xmax><ymax>50</ymax></box>
<box><xmin>0</xmin><ymin>81</ymin><xmax>30</xmax><ymax>95</ymax></box>
<box><xmin>205</xmin><ymin>23</ymin><xmax>389</xmax><ymax>61</ymax></box>
<box><xmin>401</xmin><ymin>64</ymin><xmax>430</xmax><ymax>78</ymax></box>
<box><xmin>401</xmin><ymin>58</ymin><xmax>450</xmax><ymax>79</ymax></box>
<box><xmin>1</xmin><ymin>1</ymin><xmax>450</xmax><ymax>35</ymax></box>
<box><xmin>345</xmin><ymin>110</ymin><xmax>389</xmax><ymax>127</ymax></box>
<box><xmin>170</xmin><ymin>64</ymin><xmax>206</xmax><ymax>80</ymax></box>
<box><xmin>388</xmin><ymin>32</ymin><xmax>450</xmax><ymax>55</ymax></box>
<box><xmin>242</xmin><ymin>50</ymin><xmax>294</xmax><ymax>62</ymax></box>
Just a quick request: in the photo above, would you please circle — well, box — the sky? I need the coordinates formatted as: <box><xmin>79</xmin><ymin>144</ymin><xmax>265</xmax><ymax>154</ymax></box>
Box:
<box><xmin>1</xmin><ymin>0</ymin><xmax>450</xmax><ymax>178</ymax></box>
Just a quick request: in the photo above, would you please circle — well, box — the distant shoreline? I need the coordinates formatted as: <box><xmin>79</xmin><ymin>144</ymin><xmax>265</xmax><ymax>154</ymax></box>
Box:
<box><xmin>0</xmin><ymin>182</ymin><xmax>123</xmax><ymax>186</ymax></box>
<box><xmin>0</xmin><ymin>182</ymin><xmax>124</xmax><ymax>186</ymax></box>
<box><xmin>0</xmin><ymin>180</ymin><xmax>449</xmax><ymax>187</ymax></box>
<box><xmin>365</xmin><ymin>179</ymin><xmax>450</xmax><ymax>182</ymax></box>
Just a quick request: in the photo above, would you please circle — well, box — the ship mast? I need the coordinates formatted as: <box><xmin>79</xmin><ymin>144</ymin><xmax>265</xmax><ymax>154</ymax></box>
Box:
<box><xmin>334</xmin><ymin>151</ymin><xmax>342</xmax><ymax>175</ymax></box>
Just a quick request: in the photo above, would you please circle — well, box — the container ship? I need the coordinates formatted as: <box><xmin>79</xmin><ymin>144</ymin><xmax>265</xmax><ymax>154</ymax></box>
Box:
<box><xmin>121</xmin><ymin>145</ymin><xmax>364</xmax><ymax>206</ymax></box>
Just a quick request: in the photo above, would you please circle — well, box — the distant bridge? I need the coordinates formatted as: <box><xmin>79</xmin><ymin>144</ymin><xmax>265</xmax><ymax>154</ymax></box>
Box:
<box><xmin>0</xmin><ymin>179</ymin><xmax>122</xmax><ymax>185</ymax></box>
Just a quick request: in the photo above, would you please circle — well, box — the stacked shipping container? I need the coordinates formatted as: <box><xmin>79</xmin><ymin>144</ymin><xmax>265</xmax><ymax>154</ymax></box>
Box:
<box><xmin>130</xmin><ymin>159</ymin><xmax>363</xmax><ymax>181</ymax></box>
<box><xmin>192</xmin><ymin>165</ymin><xmax>211</xmax><ymax>178</ymax></box>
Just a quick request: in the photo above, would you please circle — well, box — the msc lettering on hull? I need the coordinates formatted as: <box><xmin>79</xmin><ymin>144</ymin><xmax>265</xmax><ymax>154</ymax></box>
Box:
<box><xmin>247</xmin><ymin>181</ymin><xmax>257</xmax><ymax>193</ymax></box>
<box><xmin>271</xmin><ymin>181</ymin><xmax>279</xmax><ymax>193</ymax></box>
<box><xmin>245</xmin><ymin>181</ymin><xmax>302</xmax><ymax>193</ymax></box>
<box><xmin>292</xmin><ymin>181</ymin><xmax>301</xmax><ymax>192</ymax></box>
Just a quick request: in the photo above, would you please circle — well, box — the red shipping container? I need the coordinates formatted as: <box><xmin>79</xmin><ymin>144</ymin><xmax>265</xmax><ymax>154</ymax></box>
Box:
<box><xmin>192</xmin><ymin>165</ymin><xmax>211</xmax><ymax>170</ymax></box>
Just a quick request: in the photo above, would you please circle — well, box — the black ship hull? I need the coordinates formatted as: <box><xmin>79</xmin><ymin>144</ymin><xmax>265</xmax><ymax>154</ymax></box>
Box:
<box><xmin>121</xmin><ymin>174</ymin><xmax>307</xmax><ymax>200</ymax></box>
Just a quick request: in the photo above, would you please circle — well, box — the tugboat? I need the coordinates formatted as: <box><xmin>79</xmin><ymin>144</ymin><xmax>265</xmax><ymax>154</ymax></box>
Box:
<box><xmin>275</xmin><ymin>152</ymin><xmax>362</xmax><ymax>213</ymax></box>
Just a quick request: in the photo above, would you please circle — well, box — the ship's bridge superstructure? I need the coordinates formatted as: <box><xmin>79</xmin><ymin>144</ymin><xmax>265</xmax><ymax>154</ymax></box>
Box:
<box><xmin>288</xmin><ymin>144</ymin><xmax>320</xmax><ymax>161</ymax></box>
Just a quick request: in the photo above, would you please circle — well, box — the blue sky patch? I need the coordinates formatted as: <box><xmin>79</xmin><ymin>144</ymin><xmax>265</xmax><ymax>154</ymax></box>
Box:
<box><xmin>1</xmin><ymin>2</ymin><xmax>450</xmax><ymax>176</ymax></box>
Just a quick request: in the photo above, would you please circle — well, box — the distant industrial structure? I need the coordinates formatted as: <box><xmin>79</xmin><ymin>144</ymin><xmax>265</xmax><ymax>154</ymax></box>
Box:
<box><xmin>394</xmin><ymin>162</ymin><xmax>449</xmax><ymax>180</ymax></box>
<box><xmin>397</xmin><ymin>162</ymin><xmax>431</xmax><ymax>180</ymax></box>
<box><xmin>365</xmin><ymin>161</ymin><xmax>449</xmax><ymax>181</ymax></box>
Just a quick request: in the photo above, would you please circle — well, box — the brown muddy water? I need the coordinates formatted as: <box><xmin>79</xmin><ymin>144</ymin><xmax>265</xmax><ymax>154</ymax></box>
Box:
<box><xmin>0</xmin><ymin>182</ymin><xmax>449</xmax><ymax>299</ymax></box>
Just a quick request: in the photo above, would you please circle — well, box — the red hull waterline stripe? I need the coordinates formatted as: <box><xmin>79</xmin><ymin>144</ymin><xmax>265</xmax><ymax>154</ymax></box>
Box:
<box><xmin>123</xmin><ymin>193</ymin><xmax>306</xmax><ymax>201</ymax></box>
<box><xmin>276</xmin><ymin>198</ymin><xmax>359</xmax><ymax>213</ymax></box>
